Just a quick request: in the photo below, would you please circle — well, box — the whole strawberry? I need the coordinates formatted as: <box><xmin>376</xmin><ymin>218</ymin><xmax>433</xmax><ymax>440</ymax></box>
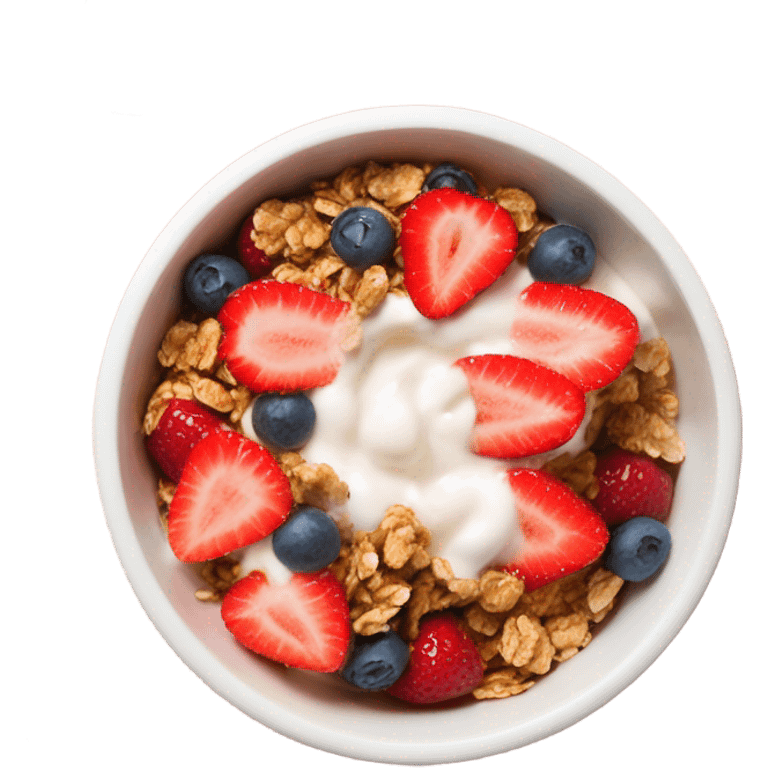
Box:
<box><xmin>388</xmin><ymin>614</ymin><xmax>483</xmax><ymax>704</ymax></box>
<box><xmin>592</xmin><ymin>448</ymin><xmax>673</xmax><ymax>527</ymax></box>
<box><xmin>237</xmin><ymin>216</ymin><xmax>271</xmax><ymax>278</ymax></box>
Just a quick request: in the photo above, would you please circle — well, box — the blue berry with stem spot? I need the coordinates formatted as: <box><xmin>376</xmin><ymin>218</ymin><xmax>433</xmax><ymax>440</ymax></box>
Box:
<box><xmin>272</xmin><ymin>506</ymin><xmax>342</xmax><ymax>573</ymax></box>
<box><xmin>251</xmin><ymin>392</ymin><xmax>316</xmax><ymax>452</ymax></box>
<box><xmin>527</xmin><ymin>224</ymin><xmax>596</xmax><ymax>285</ymax></box>
<box><xmin>341</xmin><ymin>631</ymin><xmax>410</xmax><ymax>691</ymax></box>
<box><xmin>422</xmin><ymin>163</ymin><xmax>478</xmax><ymax>195</ymax></box>
<box><xmin>604</xmin><ymin>516</ymin><xmax>672</xmax><ymax>582</ymax></box>
<box><xmin>183</xmin><ymin>253</ymin><xmax>251</xmax><ymax>315</ymax></box>
<box><xmin>330</xmin><ymin>207</ymin><xmax>396</xmax><ymax>270</ymax></box>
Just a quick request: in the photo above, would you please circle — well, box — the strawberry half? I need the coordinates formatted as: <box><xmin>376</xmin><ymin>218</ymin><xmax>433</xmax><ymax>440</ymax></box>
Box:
<box><xmin>400</xmin><ymin>188</ymin><xmax>518</xmax><ymax>319</ymax></box>
<box><xmin>455</xmin><ymin>355</ymin><xmax>586</xmax><ymax>459</ymax></box>
<box><xmin>221</xmin><ymin>569</ymin><xmax>350</xmax><ymax>673</ymax></box>
<box><xmin>217</xmin><ymin>280</ymin><xmax>360</xmax><ymax>393</ymax></box>
<box><xmin>501</xmin><ymin>468</ymin><xmax>609</xmax><ymax>591</ymax></box>
<box><xmin>509</xmin><ymin>282</ymin><xmax>640</xmax><ymax>391</ymax></box>
<box><xmin>167</xmin><ymin>430</ymin><xmax>292</xmax><ymax>563</ymax></box>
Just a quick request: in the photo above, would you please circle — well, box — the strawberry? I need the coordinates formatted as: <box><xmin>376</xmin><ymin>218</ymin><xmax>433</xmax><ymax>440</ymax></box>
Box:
<box><xmin>509</xmin><ymin>282</ymin><xmax>640</xmax><ymax>391</ymax></box>
<box><xmin>592</xmin><ymin>448</ymin><xmax>673</xmax><ymax>527</ymax></box>
<box><xmin>217</xmin><ymin>280</ymin><xmax>360</xmax><ymax>393</ymax></box>
<box><xmin>236</xmin><ymin>215</ymin><xmax>271</xmax><ymax>278</ymax></box>
<box><xmin>145</xmin><ymin>398</ymin><xmax>223</xmax><ymax>483</ymax></box>
<box><xmin>502</xmin><ymin>468</ymin><xmax>609</xmax><ymax>591</ymax></box>
<box><xmin>454</xmin><ymin>354</ymin><xmax>586</xmax><ymax>459</ymax></box>
<box><xmin>167</xmin><ymin>430</ymin><xmax>292</xmax><ymax>563</ymax></box>
<box><xmin>221</xmin><ymin>569</ymin><xmax>350</xmax><ymax>673</ymax></box>
<box><xmin>388</xmin><ymin>614</ymin><xmax>483</xmax><ymax>704</ymax></box>
<box><xmin>400</xmin><ymin>188</ymin><xmax>518</xmax><ymax>319</ymax></box>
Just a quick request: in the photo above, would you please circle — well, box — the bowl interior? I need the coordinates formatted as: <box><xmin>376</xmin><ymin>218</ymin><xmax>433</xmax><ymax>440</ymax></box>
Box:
<box><xmin>95</xmin><ymin>111</ymin><xmax>740</xmax><ymax>764</ymax></box>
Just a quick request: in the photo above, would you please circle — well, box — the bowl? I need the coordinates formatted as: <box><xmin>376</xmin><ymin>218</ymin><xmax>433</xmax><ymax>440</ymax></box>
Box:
<box><xmin>93</xmin><ymin>106</ymin><xmax>741</xmax><ymax>764</ymax></box>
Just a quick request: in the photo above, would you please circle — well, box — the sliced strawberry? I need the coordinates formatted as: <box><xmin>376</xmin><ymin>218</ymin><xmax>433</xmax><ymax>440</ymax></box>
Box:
<box><xmin>454</xmin><ymin>355</ymin><xmax>586</xmax><ymax>459</ymax></box>
<box><xmin>509</xmin><ymin>282</ymin><xmax>640</xmax><ymax>391</ymax></box>
<box><xmin>145</xmin><ymin>398</ymin><xmax>224</xmax><ymax>483</ymax></box>
<box><xmin>236</xmin><ymin>215</ymin><xmax>271</xmax><ymax>278</ymax></box>
<box><xmin>400</xmin><ymin>188</ymin><xmax>518</xmax><ymax>319</ymax></box>
<box><xmin>221</xmin><ymin>569</ymin><xmax>350</xmax><ymax>673</ymax></box>
<box><xmin>167</xmin><ymin>430</ymin><xmax>292</xmax><ymax>563</ymax></box>
<box><xmin>501</xmin><ymin>468</ymin><xmax>609</xmax><ymax>591</ymax></box>
<box><xmin>217</xmin><ymin>280</ymin><xmax>360</xmax><ymax>393</ymax></box>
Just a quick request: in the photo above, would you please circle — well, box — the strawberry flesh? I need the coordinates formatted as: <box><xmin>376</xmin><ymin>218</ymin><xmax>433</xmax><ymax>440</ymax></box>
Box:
<box><xmin>400</xmin><ymin>188</ymin><xmax>518</xmax><ymax>319</ymax></box>
<box><xmin>502</xmin><ymin>468</ymin><xmax>609</xmax><ymax>591</ymax></box>
<box><xmin>221</xmin><ymin>569</ymin><xmax>350</xmax><ymax>673</ymax></box>
<box><xmin>455</xmin><ymin>354</ymin><xmax>586</xmax><ymax>459</ymax></box>
<box><xmin>167</xmin><ymin>430</ymin><xmax>292</xmax><ymax>563</ymax></box>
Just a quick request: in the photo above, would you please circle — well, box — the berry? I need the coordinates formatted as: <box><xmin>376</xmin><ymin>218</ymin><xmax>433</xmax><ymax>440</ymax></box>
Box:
<box><xmin>221</xmin><ymin>569</ymin><xmax>350</xmax><ymax>673</ymax></box>
<box><xmin>251</xmin><ymin>392</ymin><xmax>316</xmax><ymax>451</ymax></box>
<box><xmin>330</xmin><ymin>207</ymin><xmax>396</xmax><ymax>270</ymax></box>
<box><xmin>388</xmin><ymin>614</ymin><xmax>483</xmax><ymax>704</ymax></box>
<box><xmin>236</xmin><ymin>216</ymin><xmax>271</xmax><ymax>278</ymax></box>
<box><xmin>145</xmin><ymin>398</ymin><xmax>223</xmax><ymax>482</ymax></box>
<box><xmin>400</xmin><ymin>188</ymin><xmax>518</xmax><ymax>319</ymax></box>
<box><xmin>455</xmin><ymin>355</ymin><xmax>586</xmax><ymax>459</ymax></box>
<box><xmin>592</xmin><ymin>449</ymin><xmax>673</xmax><ymax>527</ymax></box>
<box><xmin>604</xmin><ymin>516</ymin><xmax>672</xmax><ymax>581</ymax></box>
<box><xmin>167</xmin><ymin>430</ymin><xmax>292</xmax><ymax>563</ymax></box>
<box><xmin>217</xmin><ymin>280</ymin><xmax>360</xmax><ymax>393</ymax></box>
<box><xmin>340</xmin><ymin>631</ymin><xmax>410</xmax><ymax>691</ymax></box>
<box><xmin>527</xmin><ymin>224</ymin><xmax>596</xmax><ymax>284</ymax></box>
<box><xmin>509</xmin><ymin>282</ymin><xmax>640</xmax><ymax>391</ymax></box>
<box><xmin>422</xmin><ymin>163</ymin><xmax>478</xmax><ymax>195</ymax></box>
<box><xmin>183</xmin><ymin>253</ymin><xmax>250</xmax><ymax>315</ymax></box>
<box><xmin>272</xmin><ymin>506</ymin><xmax>341</xmax><ymax>573</ymax></box>
<box><xmin>502</xmin><ymin>468</ymin><xmax>610</xmax><ymax>591</ymax></box>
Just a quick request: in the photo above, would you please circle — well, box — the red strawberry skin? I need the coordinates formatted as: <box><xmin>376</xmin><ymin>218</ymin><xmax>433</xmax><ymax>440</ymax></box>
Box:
<box><xmin>167</xmin><ymin>430</ymin><xmax>292</xmax><ymax>563</ymax></box>
<box><xmin>455</xmin><ymin>354</ymin><xmax>586</xmax><ymax>459</ymax></box>
<box><xmin>400</xmin><ymin>188</ymin><xmax>518</xmax><ymax>319</ymax></box>
<box><xmin>217</xmin><ymin>280</ymin><xmax>359</xmax><ymax>393</ymax></box>
<box><xmin>237</xmin><ymin>216</ymin><xmax>271</xmax><ymax>278</ymax></box>
<box><xmin>145</xmin><ymin>398</ymin><xmax>223</xmax><ymax>483</ymax></box>
<box><xmin>502</xmin><ymin>468</ymin><xmax>609</xmax><ymax>591</ymax></box>
<box><xmin>221</xmin><ymin>569</ymin><xmax>350</xmax><ymax>673</ymax></box>
<box><xmin>592</xmin><ymin>448</ymin><xmax>673</xmax><ymax>527</ymax></box>
<box><xmin>388</xmin><ymin>614</ymin><xmax>484</xmax><ymax>704</ymax></box>
<box><xmin>510</xmin><ymin>282</ymin><xmax>640</xmax><ymax>391</ymax></box>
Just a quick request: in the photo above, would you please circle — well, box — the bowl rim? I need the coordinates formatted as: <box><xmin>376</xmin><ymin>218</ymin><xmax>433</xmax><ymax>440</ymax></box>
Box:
<box><xmin>93</xmin><ymin>105</ymin><xmax>742</xmax><ymax>764</ymax></box>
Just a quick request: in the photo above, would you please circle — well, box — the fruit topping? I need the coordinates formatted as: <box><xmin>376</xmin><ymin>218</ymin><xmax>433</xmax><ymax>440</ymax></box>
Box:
<box><xmin>340</xmin><ymin>631</ymin><xmax>411</xmax><ymax>691</ymax></box>
<box><xmin>221</xmin><ymin>569</ymin><xmax>351</xmax><ymax>673</ymax></box>
<box><xmin>145</xmin><ymin>398</ymin><xmax>223</xmax><ymax>483</ymax></box>
<box><xmin>502</xmin><ymin>468</ymin><xmax>610</xmax><ymax>591</ymax></box>
<box><xmin>455</xmin><ymin>354</ymin><xmax>587</xmax><ymax>459</ymax></box>
<box><xmin>330</xmin><ymin>206</ymin><xmax>396</xmax><ymax>270</ymax></box>
<box><xmin>167</xmin><ymin>430</ymin><xmax>292</xmax><ymax>563</ymax></box>
<box><xmin>236</xmin><ymin>216</ymin><xmax>271</xmax><ymax>278</ymax></box>
<box><xmin>217</xmin><ymin>280</ymin><xmax>360</xmax><ymax>393</ymax></box>
<box><xmin>422</xmin><ymin>163</ymin><xmax>478</xmax><ymax>195</ymax></box>
<box><xmin>592</xmin><ymin>448</ymin><xmax>673</xmax><ymax>527</ymax></box>
<box><xmin>527</xmin><ymin>223</ymin><xmax>596</xmax><ymax>285</ymax></box>
<box><xmin>388</xmin><ymin>614</ymin><xmax>484</xmax><ymax>704</ymax></box>
<box><xmin>400</xmin><ymin>188</ymin><xmax>518</xmax><ymax>319</ymax></box>
<box><xmin>251</xmin><ymin>392</ymin><xmax>316</xmax><ymax>452</ymax></box>
<box><xmin>604</xmin><ymin>516</ymin><xmax>671</xmax><ymax>581</ymax></box>
<box><xmin>272</xmin><ymin>505</ymin><xmax>342</xmax><ymax>573</ymax></box>
<box><xmin>509</xmin><ymin>282</ymin><xmax>640</xmax><ymax>391</ymax></box>
<box><xmin>183</xmin><ymin>253</ymin><xmax>251</xmax><ymax>315</ymax></box>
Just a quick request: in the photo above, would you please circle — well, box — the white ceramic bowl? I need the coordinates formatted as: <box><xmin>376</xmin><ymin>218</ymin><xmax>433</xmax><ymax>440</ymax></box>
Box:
<box><xmin>93</xmin><ymin>106</ymin><xmax>741</xmax><ymax>764</ymax></box>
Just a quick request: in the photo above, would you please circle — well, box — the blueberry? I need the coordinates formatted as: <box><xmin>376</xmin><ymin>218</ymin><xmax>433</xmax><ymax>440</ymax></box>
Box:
<box><xmin>340</xmin><ymin>631</ymin><xmax>410</xmax><ymax>691</ymax></box>
<box><xmin>183</xmin><ymin>253</ymin><xmax>251</xmax><ymax>315</ymax></box>
<box><xmin>527</xmin><ymin>224</ymin><xmax>596</xmax><ymax>285</ymax></box>
<box><xmin>330</xmin><ymin>207</ymin><xmax>396</xmax><ymax>270</ymax></box>
<box><xmin>251</xmin><ymin>392</ymin><xmax>316</xmax><ymax>451</ymax></box>
<box><xmin>272</xmin><ymin>506</ymin><xmax>342</xmax><ymax>573</ymax></box>
<box><xmin>422</xmin><ymin>163</ymin><xmax>478</xmax><ymax>195</ymax></box>
<box><xmin>604</xmin><ymin>516</ymin><xmax>672</xmax><ymax>582</ymax></box>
